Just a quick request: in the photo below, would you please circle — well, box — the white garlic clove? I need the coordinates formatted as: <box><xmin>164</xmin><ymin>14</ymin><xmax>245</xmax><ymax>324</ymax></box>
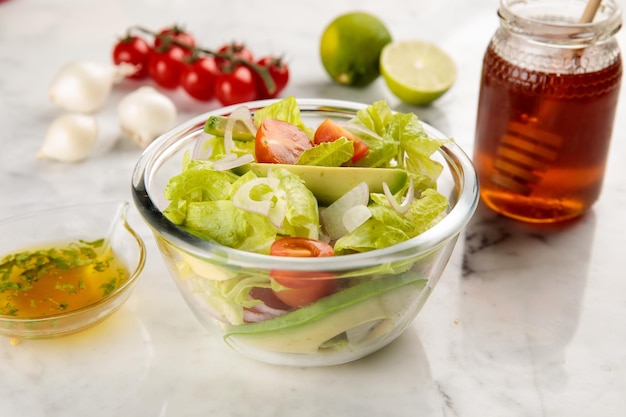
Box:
<box><xmin>38</xmin><ymin>114</ymin><xmax>99</xmax><ymax>163</ymax></box>
<box><xmin>118</xmin><ymin>86</ymin><xmax>177</xmax><ymax>148</ymax></box>
<box><xmin>48</xmin><ymin>61</ymin><xmax>133</xmax><ymax>114</ymax></box>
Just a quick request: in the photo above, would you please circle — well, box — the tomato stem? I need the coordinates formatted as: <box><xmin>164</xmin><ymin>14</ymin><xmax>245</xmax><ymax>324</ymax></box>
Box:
<box><xmin>131</xmin><ymin>25</ymin><xmax>276</xmax><ymax>94</ymax></box>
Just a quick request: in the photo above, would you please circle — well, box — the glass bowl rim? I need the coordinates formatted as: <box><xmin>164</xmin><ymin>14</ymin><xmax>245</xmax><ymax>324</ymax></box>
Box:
<box><xmin>132</xmin><ymin>98</ymin><xmax>479</xmax><ymax>271</ymax></box>
<box><xmin>0</xmin><ymin>200</ymin><xmax>146</xmax><ymax>323</ymax></box>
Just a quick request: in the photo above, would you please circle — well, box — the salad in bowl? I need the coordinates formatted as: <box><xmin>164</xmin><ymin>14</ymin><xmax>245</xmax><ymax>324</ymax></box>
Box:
<box><xmin>132</xmin><ymin>97</ymin><xmax>478</xmax><ymax>366</ymax></box>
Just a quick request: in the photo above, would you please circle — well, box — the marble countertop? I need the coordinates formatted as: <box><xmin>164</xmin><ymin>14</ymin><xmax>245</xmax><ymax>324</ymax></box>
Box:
<box><xmin>1</xmin><ymin>0</ymin><xmax>625</xmax><ymax>416</ymax></box>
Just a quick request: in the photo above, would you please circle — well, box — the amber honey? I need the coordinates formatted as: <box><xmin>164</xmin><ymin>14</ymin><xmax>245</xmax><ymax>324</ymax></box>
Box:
<box><xmin>474</xmin><ymin>44</ymin><xmax>622</xmax><ymax>222</ymax></box>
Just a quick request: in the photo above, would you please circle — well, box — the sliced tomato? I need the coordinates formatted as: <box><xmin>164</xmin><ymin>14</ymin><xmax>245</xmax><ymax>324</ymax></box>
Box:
<box><xmin>255</xmin><ymin>119</ymin><xmax>312</xmax><ymax>164</ymax></box>
<box><xmin>272</xmin><ymin>271</ymin><xmax>337</xmax><ymax>308</ymax></box>
<box><xmin>270</xmin><ymin>237</ymin><xmax>334</xmax><ymax>258</ymax></box>
<box><xmin>313</xmin><ymin>118</ymin><xmax>369</xmax><ymax>163</ymax></box>
<box><xmin>270</xmin><ymin>237</ymin><xmax>337</xmax><ymax>308</ymax></box>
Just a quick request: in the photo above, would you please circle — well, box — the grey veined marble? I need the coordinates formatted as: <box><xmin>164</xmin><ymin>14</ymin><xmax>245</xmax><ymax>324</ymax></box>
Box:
<box><xmin>0</xmin><ymin>0</ymin><xmax>625</xmax><ymax>416</ymax></box>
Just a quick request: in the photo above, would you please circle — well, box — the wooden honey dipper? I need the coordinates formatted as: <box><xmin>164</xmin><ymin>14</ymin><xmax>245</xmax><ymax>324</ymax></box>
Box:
<box><xmin>489</xmin><ymin>0</ymin><xmax>603</xmax><ymax>195</ymax></box>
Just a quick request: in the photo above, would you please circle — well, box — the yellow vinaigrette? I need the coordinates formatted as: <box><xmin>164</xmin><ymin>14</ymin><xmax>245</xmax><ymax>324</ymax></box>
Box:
<box><xmin>0</xmin><ymin>239</ymin><xmax>130</xmax><ymax>317</ymax></box>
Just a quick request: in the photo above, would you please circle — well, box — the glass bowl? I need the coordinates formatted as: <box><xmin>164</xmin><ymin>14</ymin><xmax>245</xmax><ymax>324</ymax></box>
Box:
<box><xmin>132</xmin><ymin>98</ymin><xmax>479</xmax><ymax>367</ymax></box>
<box><xmin>0</xmin><ymin>201</ymin><xmax>146</xmax><ymax>339</ymax></box>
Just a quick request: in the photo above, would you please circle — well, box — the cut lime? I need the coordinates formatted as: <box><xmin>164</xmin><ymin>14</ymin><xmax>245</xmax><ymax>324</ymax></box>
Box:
<box><xmin>380</xmin><ymin>40</ymin><xmax>456</xmax><ymax>106</ymax></box>
<box><xmin>320</xmin><ymin>12</ymin><xmax>392</xmax><ymax>87</ymax></box>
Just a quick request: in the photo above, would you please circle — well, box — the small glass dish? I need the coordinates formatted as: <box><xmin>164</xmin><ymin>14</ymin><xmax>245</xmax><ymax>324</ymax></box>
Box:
<box><xmin>132</xmin><ymin>98</ymin><xmax>479</xmax><ymax>366</ymax></box>
<box><xmin>0</xmin><ymin>201</ymin><xmax>146</xmax><ymax>339</ymax></box>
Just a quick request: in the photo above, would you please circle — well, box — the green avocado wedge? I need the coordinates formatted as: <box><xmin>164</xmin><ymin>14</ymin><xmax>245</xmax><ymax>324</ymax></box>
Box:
<box><xmin>224</xmin><ymin>274</ymin><xmax>428</xmax><ymax>354</ymax></box>
<box><xmin>204</xmin><ymin>115</ymin><xmax>256</xmax><ymax>141</ymax></box>
<box><xmin>234</xmin><ymin>163</ymin><xmax>408</xmax><ymax>206</ymax></box>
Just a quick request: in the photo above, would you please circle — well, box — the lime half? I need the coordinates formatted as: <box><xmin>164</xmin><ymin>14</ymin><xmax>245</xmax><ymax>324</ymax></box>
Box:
<box><xmin>380</xmin><ymin>40</ymin><xmax>456</xmax><ymax>106</ymax></box>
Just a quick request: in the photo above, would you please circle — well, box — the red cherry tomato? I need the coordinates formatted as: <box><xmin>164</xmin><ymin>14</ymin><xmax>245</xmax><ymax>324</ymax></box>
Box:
<box><xmin>255</xmin><ymin>56</ymin><xmax>290</xmax><ymax>99</ymax></box>
<box><xmin>148</xmin><ymin>46</ymin><xmax>186</xmax><ymax>89</ymax></box>
<box><xmin>215</xmin><ymin>42</ymin><xmax>254</xmax><ymax>71</ymax></box>
<box><xmin>314</xmin><ymin>118</ymin><xmax>370</xmax><ymax>163</ymax></box>
<box><xmin>180</xmin><ymin>56</ymin><xmax>220</xmax><ymax>101</ymax></box>
<box><xmin>255</xmin><ymin>119</ymin><xmax>312</xmax><ymax>164</ymax></box>
<box><xmin>112</xmin><ymin>35</ymin><xmax>152</xmax><ymax>80</ymax></box>
<box><xmin>154</xmin><ymin>26</ymin><xmax>195</xmax><ymax>55</ymax></box>
<box><xmin>269</xmin><ymin>238</ymin><xmax>337</xmax><ymax>308</ymax></box>
<box><xmin>270</xmin><ymin>237</ymin><xmax>335</xmax><ymax>258</ymax></box>
<box><xmin>214</xmin><ymin>65</ymin><xmax>259</xmax><ymax>106</ymax></box>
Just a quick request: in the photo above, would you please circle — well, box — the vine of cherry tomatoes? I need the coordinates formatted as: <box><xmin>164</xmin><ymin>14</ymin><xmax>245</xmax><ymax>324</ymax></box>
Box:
<box><xmin>112</xmin><ymin>25</ymin><xmax>290</xmax><ymax>106</ymax></box>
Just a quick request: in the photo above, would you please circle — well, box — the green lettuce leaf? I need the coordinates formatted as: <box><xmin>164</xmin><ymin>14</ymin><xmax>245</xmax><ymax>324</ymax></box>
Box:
<box><xmin>253</xmin><ymin>96</ymin><xmax>313</xmax><ymax>138</ymax></box>
<box><xmin>296</xmin><ymin>137</ymin><xmax>353</xmax><ymax>166</ymax></box>
<box><xmin>164</xmin><ymin>159</ymin><xmax>239</xmax><ymax>202</ymax></box>
<box><xmin>333</xmin><ymin>218</ymin><xmax>410</xmax><ymax>254</ymax></box>
<box><xmin>270</xmin><ymin>167</ymin><xmax>320</xmax><ymax>239</ymax></box>
<box><xmin>334</xmin><ymin>188</ymin><xmax>449</xmax><ymax>254</ymax></box>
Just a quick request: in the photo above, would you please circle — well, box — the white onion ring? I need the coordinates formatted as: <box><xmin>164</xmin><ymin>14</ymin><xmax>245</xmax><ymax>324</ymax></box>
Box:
<box><xmin>213</xmin><ymin>153</ymin><xmax>254</xmax><ymax>171</ymax></box>
<box><xmin>232</xmin><ymin>177</ymin><xmax>287</xmax><ymax>228</ymax></box>
<box><xmin>383</xmin><ymin>178</ymin><xmax>415</xmax><ymax>214</ymax></box>
<box><xmin>224</xmin><ymin>106</ymin><xmax>256</xmax><ymax>153</ymax></box>
<box><xmin>191</xmin><ymin>132</ymin><xmax>213</xmax><ymax>160</ymax></box>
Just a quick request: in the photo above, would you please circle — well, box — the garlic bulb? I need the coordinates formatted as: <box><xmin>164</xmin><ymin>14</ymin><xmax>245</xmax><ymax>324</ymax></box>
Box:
<box><xmin>118</xmin><ymin>86</ymin><xmax>177</xmax><ymax>148</ymax></box>
<box><xmin>48</xmin><ymin>60</ymin><xmax>135</xmax><ymax>113</ymax></box>
<box><xmin>38</xmin><ymin>114</ymin><xmax>98</xmax><ymax>162</ymax></box>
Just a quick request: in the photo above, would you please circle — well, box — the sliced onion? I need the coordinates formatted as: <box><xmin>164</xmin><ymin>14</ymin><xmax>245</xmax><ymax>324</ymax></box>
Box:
<box><xmin>383</xmin><ymin>178</ymin><xmax>415</xmax><ymax>214</ymax></box>
<box><xmin>192</xmin><ymin>132</ymin><xmax>214</xmax><ymax>159</ymax></box>
<box><xmin>232</xmin><ymin>177</ymin><xmax>287</xmax><ymax>228</ymax></box>
<box><xmin>320</xmin><ymin>182</ymin><xmax>370</xmax><ymax>240</ymax></box>
<box><xmin>342</xmin><ymin>204</ymin><xmax>372</xmax><ymax>233</ymax></box>
<box><xmin>213</xmin><ymin>153</ymin><xmax>254</xmax><ymax>171</ymax></box>
<box><xmin>267</xmin><ymin>191</ymin><xmax>287</xmax><ymax>228</ymax></box>
<box><xmin>243</xmin><ymin>302</ymin><xmax>288</xmax><ymax>323</ymax></box>
<box><xmin>224</xmin><ymin>105</ymin><xmax>256</xmax><ymax>153</ymax></box>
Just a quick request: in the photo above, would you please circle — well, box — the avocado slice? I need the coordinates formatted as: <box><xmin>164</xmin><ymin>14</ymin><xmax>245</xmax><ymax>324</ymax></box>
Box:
<box><xmin>204</xmin><ymin>115</ymin><xmax>256</xmax><ymax>141</ymax></box>
<box><xmin>224</xmin><ymin>274</ymin><xmax>428</xmax><ymax>354</ymax></box>
<box><xmin>235</xmin><ymin>163</ymin><xmax>408</xmax><ymax>205</ymax></box>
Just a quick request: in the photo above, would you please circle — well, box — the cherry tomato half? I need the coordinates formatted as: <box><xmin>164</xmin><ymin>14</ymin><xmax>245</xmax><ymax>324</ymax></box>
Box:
<box><xmin>112</xmin><ymin>35</ymin><xmax>152</xmax><ymax>80</ymax></box>
<box><xmin>270</xmin><ymin>237</ymin><xmax>334</xmax><ymax>258</ymax></box>
<box><xmin>216</xmin><ymin>42</ymin><xmax>254</xmax><ymax>71</ymax></box>
<box><xmin>214</xmin><ymin>65</ymin><xmax>259</xmax><ymax>106</ymax></box>
<box><xmin>270</xmin><ymin>238</ymin><xmax>337</xmax><ymax>308</ymax></box>
<box><xmin>255</xmin><ymin>119</ymin><xmax>312</xmax><ymax>164</ymax></box>
<box><xmin>314</xmin><ymin>118</ymin><xmax>370</xmax><ymax>163</ymax></box>
<box><xmin>180</xmin><ymin>56</ymin><xmax>220</xmax><ymax>101</ymax></box>
<box><xmin>255</xmin><ymin>56</ymin><xmax>290</xmax><ymax>99</ymax></box>
<box><xmin>154</xmin><ymin>26</ymin><xmax>195</xmax><ymax>54</ymax></box>
<box><xmin>148</xmin><ymin>46</ymin><xmax>187</xmax><ymax>89</ymax></box>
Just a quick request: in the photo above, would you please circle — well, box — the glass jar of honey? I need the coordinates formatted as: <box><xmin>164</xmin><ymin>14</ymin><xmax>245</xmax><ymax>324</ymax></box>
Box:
<box><xmin>473</xmin><ymin>0</ymin><xmax>622</xmax><ymax>223</ymax></box>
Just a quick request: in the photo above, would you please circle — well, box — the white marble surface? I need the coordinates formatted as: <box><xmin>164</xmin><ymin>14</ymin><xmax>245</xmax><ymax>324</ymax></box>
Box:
<box><xmin>1</xmin><ymin>0</ymin><xmax>625</xmax><ymax>416</ymax></box>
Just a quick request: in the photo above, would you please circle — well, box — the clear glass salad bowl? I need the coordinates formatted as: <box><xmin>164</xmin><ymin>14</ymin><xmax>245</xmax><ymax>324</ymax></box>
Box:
<box><xmin>0</xmin><ymin>201</ymin><xmax>146</xmax><ymax>339</ymax></box>
<box><xmin>132</xmin><ymin>98</ymin><xmax>479</xmax><ymax>367</ymax></box>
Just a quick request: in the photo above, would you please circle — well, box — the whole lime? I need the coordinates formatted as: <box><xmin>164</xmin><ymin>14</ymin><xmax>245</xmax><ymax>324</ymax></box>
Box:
<box><xmin>320</xmin><ymin>12</ymin><xmax>392</xmax><ymax>87</ymax></box>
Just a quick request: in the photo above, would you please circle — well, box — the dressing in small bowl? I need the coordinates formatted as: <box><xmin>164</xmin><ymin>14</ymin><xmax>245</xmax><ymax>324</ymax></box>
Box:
<box><xmin>0</xmin><ymin>201</ymin><xmax>146</xmax><ymax>339</ymax></box>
